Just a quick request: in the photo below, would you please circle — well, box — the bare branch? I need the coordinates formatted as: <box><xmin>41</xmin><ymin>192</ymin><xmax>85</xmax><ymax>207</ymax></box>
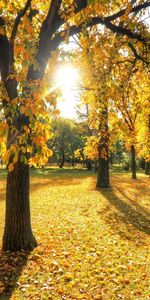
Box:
<box><xmin>72</xmin><ymin>35</ymin><xmax>83</xmax><ymax>49</ymax></box>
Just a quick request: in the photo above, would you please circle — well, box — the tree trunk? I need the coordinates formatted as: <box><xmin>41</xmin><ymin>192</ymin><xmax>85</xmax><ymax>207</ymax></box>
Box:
<box><xmin>131</xmin><ymin>144</ymin><xmax>137</xmax><ymax>179</ymax></box>
<box><xmin>2</xmin><ymin>160</ymin><xmax>37</xmax><ymax>251</ymax></box>
<box><xmin>145</xmin><ymin>161</ymin><xmax>150</xmax><ymax>175</ymax></box>
<box><xmin>86</xmin><ymin>159</ymin><xmax>92</xmax><ymax>170</ymax></box>
<box><xmin>71</xmin><ymin>158</ymin><xmax>75</xmax><ymax>168</ymax></box>
<box><xmin>96</xmin><ymin>149</ymin><xmax>110</xmax><ymax>188</ymax></box>
<box><xmin>0</xmin><ymin>24</ymin><xmax>37</xmax><ymax>251</ymax></box>
<box><xmin>58</xmin><ymin>153</ymin><xmax>65</xmax><ymax>168</ymax></box>
<box><xmin>94</xmin><ymin>160</ymin><xmax>98</xmax><ymax>173</ymax></box>
<box><xmin>96</xmin><ymin>107</ymin><xmax>110</xmax><ymax>188</ymax></box>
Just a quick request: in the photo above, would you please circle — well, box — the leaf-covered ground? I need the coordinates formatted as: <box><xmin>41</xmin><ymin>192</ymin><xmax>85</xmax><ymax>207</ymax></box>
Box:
<box><xmin>0</xmin><ymin>167</ymin><xmax>150</xmax><ymax>300</ymax></box>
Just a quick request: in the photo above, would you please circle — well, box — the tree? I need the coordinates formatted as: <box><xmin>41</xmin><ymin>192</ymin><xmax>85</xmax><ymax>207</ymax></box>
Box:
<box><xmin>110</xmin><ymin>63</ymin><xmax>149</xmax><ymax>179</ymax></box>
<box><xmin>137</xmin><ymin>111</ymin><xmax>150</xmax><ymax>176</ymax></box>
<box><xmin>75</xmin><ymin>29</ymin><xmax>118</xmax><ymax>188</ymax></box>
<box><xmin>48</xmin><ymin>117</ymin><xmax>83</xmax><ymax>168</ymax></box>
<box><xmin>0</xmin><ymin>0</ymin><xmax>149</xmax><ymax>250</ymax></box>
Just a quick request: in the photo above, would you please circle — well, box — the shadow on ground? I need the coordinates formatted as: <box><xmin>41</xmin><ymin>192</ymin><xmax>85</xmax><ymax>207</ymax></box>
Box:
<box><xmin>100</xmin><ymin>189</ymin><xmax>150</xmax><ymax>238</ymax></box>
<box><xmin>0</xmin><ymin>250</ymin><xmax>30</xmax><ymax>299</ymax></box>
<box><xmin>116</xmin><ymin>187</ymin><xmax>150</xmax><ymax>219</ymax></box>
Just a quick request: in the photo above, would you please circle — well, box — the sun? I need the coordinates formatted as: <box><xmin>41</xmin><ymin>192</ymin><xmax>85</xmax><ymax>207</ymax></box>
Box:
<box><xmin>55</xmin><ymin>65</ymin><xmax>79</xmax><ymax>119</ymax></box>
<box><xmin>56</xmin><ymin>65</ymin><xmax>78</xmax><ymax>90</ymax></box>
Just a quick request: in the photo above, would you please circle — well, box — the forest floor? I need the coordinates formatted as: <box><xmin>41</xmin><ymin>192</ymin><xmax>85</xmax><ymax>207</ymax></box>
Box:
<box><xmin>0</xmin><ymin>167</ymin><xmax>150</xmax><ymax>300</ymax></box>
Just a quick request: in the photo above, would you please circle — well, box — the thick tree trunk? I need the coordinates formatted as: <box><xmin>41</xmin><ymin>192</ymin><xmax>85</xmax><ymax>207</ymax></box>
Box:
<box><xmin>131</xmin><ymin>144</ymin><xmax>137</xmax><ymax>179</ymax></box>
<box><xmin>96</xmin><ymin>107</ymin><xmax>110</xmax><ymax>188</ymax></box>
<box><xmin>2</xmin><ymin>160</ymin><xmax>37</xmax><ymax>251</ymax></box>
<box><xmin>0</xmin><ymin>22</ymin><xmax>37</xmax><ymax>251</ymax></box>
<box><xmin>96</xmin><ymin>149</ymin><xmax>110</xmax><ymax>188</ymax></box>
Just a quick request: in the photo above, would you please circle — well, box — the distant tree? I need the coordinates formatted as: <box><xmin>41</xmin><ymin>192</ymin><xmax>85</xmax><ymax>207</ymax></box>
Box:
<box><xmin>48</xmin><ymin>118</ymin><xmax>84</xmax><ymax>168</ymax></box>
<box><xmin>110</xmin><ymin>64</ymin><xmax>149</xmax><ymax>179</ymax></box>
<box><xmin>111</xmin><ymin>141</ymin><xmax>125</xmax><ymax>165</ymax></box>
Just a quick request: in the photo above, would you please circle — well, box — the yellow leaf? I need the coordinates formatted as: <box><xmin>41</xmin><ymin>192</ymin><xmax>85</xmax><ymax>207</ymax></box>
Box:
<box><xmin>20</xmin><ymin>106</ymin><xmax>25</xmax><ymax>114</ymax></box>
<box><xmin>24</xmin><ymin>125</ymin><xmax>30</xmax><ymax>134</ymax></box>
<box><xmin>21</xmin><ymin>146</ymin><xmax>26</xmax><ymax>154</ymax></box>
<box><xmin>8</xmin><ymin>163</ymin><xmax>14</xmax><ymax>172</ymax></box>
<box><xmin>13</xmin><ymin>155</ymin><xmax>18</xmax><ymax>164</ymax></box>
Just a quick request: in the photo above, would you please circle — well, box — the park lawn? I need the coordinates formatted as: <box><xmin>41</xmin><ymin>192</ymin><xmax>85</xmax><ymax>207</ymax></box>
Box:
<box><xmin>0</xmin><ymin>167</ymin><xmax>150</xmax><ymax>300</ymax></box>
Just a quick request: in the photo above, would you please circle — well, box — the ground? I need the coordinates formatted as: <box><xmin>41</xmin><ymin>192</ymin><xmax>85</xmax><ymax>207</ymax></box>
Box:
<box><xmin>0</xmin><ymin>167</ymin><xmax>150</xmax><ymax>300</ymax></box>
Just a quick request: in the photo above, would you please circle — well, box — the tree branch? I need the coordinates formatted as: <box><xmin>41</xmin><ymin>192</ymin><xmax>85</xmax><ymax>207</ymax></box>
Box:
<box><xmin>104</xmin><ymin>1</ymin><xmax>150</xmax><ymax>22</ymax></box>
<box><xmin>10</xmin><ymin>0</ymin><xmax>32</xmax><ymax>67</ymax></box>
<box><xmin>0</xmin><ymin>17</ymin><xmax>10</xmax><ymax>80</ymax></box>
<box><xmin>28</xmin><ymin>9</ymin><xmax>39</xmax><ymax>21</ymax></box>
<box><xmin>10</xmin><ymin>0</ymin><xmax>32</xmax><ymax>43</ymax></box>
<box><xmin>52</xmin><ymin>16</ymin><xmax>147</xmax><ymax>49</ymax></box>
<box><xmin>40</xmin><ymin>0</ymin><xmax>62</xmax><ymax>39</ymax></box>
<box><xmin>117</xmin><ymin>104</ymin><xmax>133</xmax><ymax>132</ymax></box>
<box><xmin>102</xmin><ymin>20</ymin><xmax>146</xmax><ymax>43</ymax></box>
<box><xmin>27</xmin><ymin>0</ymin><xmax>150</xmax><ymax>80</ymax></box>
<box><xmin>66</xmin><ymin>1</ymin><xmax>150</xmax><ymax>45</ymax></box>
<box><xmin>128</xmin><ymin>42</ymin><xmax>149</xmax><ymax>64</ymax></box>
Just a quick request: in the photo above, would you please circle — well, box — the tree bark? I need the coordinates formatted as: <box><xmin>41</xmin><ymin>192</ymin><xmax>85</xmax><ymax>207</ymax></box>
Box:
<box><xmin>145</xmin><ymin>161</ymin><xmax>150</xmax><ymax>175</ymax></box>
<box><xmin>131</xmin><ymin>144</ymin><xmax>137</xmax><ymax>179</ymax></box>
<box><xmin>96</xmin><ymin>155</ymin><xmax>109</xmax><ymax>188</ymax></box>
<box><xmin>94</xmin><ymin>160</ymin><xmax>98</xmax><ymax>173</ymax></box>
<box><xmin>0</xmin><ymin>26</ymin><xmax>37</xmax><ymax>251</ymax></box>
<box><xmin>86</xmin><ymin>159</ymin><xmax>92</xmax><ymax>170</ymax></box>
<box><xmin>3</xmin><ymin>159</ymin><xmax>37</xmax><ymax>251</ymax></box>
<box><xmin>96</xmin><ymin>107</ymin><xmax>110</xmax><ymax>188</ymax></box>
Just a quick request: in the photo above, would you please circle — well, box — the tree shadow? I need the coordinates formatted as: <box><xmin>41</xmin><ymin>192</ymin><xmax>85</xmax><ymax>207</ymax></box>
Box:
<box><xmin>100</xmin><ymin>189</ymin><xmax>150</xmax><ymax>237</ymax></box>
<box><xmin>116</xmin><ymin>187</ymin><xmax>150</xmax><ymax>219</ymax></box>
<box><xmin>0</xmin><ymin>250</ymin><xmax>30</xmax><ymax>299</ymax></box>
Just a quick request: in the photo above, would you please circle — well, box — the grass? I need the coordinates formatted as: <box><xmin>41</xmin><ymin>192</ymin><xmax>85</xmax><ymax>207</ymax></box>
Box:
<box><xmin>0</xmin><ymin>166</ymin><xmax>150</xmax><ymax>300</ymax></box>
